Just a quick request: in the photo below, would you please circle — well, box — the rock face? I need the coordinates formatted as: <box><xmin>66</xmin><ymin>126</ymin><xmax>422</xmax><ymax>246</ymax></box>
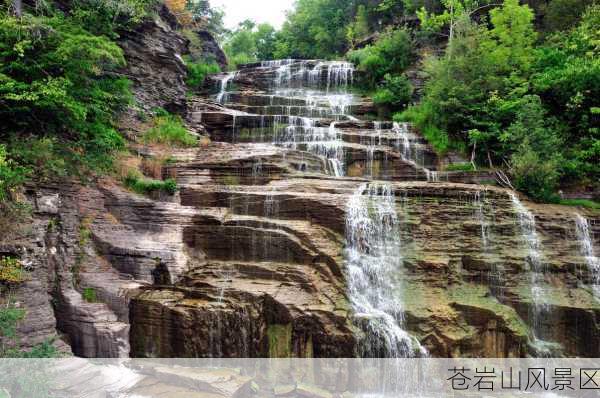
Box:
<box><xmin>193</xmin><ymin>30</ymin><xmax>228</xmax><ymax>70</ymax></box>
<box><xmin>118</xmin><ymin>4</ymin><xmax>189</xmax><ymax>114</ymax></box>
<box><xmin>4</xmin><ymin>55</ymin><xmax>599</xmax><ymax>359</ymax></box>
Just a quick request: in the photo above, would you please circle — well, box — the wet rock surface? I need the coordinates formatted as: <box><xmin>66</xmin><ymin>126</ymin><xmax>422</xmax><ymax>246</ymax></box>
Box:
<box><xmin>4</xmin><ymin>58</ymin><xmax>600</xmax><ymax>359</ymax></box>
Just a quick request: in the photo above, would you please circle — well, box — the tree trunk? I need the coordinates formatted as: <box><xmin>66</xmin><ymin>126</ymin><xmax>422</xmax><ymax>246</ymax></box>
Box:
<box><xmin>470</xmin><ymin>142</ymin><xmax>477</xmax><ymax>171</ymax></box>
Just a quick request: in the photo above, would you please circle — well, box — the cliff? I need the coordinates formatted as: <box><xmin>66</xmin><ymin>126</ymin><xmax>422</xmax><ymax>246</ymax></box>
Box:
<box><xmin>2</xmin><ymin>23</ymin><xmax>599</xmax><ymax>359</ymax></box>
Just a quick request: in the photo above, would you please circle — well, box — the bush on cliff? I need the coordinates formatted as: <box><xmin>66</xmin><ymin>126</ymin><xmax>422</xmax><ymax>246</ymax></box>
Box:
<box><xmin>143</xmin><ymin>110</ymin><xmax>197</xmax><ymax>147</ymax></box>
<box><xmin>397</xmin><ymin>0</ymin><xmax>599</xmax><ymax>201</ymax></box>
<box><xmin>347</xmin><ymin>28</ymin><xmax>414</xmax><ymax>89</ymax></box>
<box><xmin>186</xmin><ymin>58</ymin><xmax>220</xmax><ymax>89</ymax></box>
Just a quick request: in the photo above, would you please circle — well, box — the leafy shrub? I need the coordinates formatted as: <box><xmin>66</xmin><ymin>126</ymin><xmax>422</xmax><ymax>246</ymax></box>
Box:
<box><xmin>143</xmin><ymin>113</ymin><xmax>197</xmax><ymax>147</ymax></box>
<box><xmin>395</xmin><ymin>103</ymin><xmax>450</xmax><ymax>154</ymax></box>
<box><xmin>0</xmin><ymin>145</ymin><xmax>26</xmax><ymax>201</ymax></box>
<box><xmin>511</xmin><ymin>148</ymin><xmax>560</xmax><ymax>203</ymax></box>
<box><xmin>71</xmin><ymin>0</ymin><xmax>159</xmax><ymax>37</ymax></box>
<box><xmin>186</xmin><ymin>59</ymin><xmax>220</xmax><ymax>89</ymax></box>
<box><xmin>347</xmin><ymin>29</ymin><xmax>413</xmax><ymax>88</ymax></box>
<box><xmin>0</xmin><ymin>257</ymin><xmax>27</xmax><ymax>285</ymax></box>
<box><xmin>124</xmin><ymin>171</ymin><xmax>178</xmax><ymax>195</ymax></box>
<box><xmin>0</xmin><ymin>11</ymin><xmax>130</xmax><ymax>184</ymax></box>
<box><xmin>373</xmin><ymin>74</ymin><xmax>413</xmax><ymax>110</ymax></box>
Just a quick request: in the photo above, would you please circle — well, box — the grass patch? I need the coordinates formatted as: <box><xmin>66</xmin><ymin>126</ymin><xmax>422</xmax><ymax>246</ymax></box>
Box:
<box><xmin>82</xmin><ymin>287</ymin><xmax>97</xmax><ymax>303</ymax></box>
<box><xmin>143</xmin><ymin>111</ymin><xmax>197</xmax><ymax>148</ymax></box>
<box><xmin>124</xmin><ymin>171</ymin><xmax>178</xmax><ymax>196</ymax></box>
<box><xmin>445</xmin><ymin>162</ymin><xmax>476</xmax><ymax>172</ymax></box>
<box><xmin>558</xmin><ymin>198</ymin><xmax>600</xmax><ymax>211</ymax></box>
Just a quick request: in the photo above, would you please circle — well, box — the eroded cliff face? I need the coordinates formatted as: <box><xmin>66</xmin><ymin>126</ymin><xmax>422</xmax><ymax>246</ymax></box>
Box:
<box><xmin>3</xmin><ymin>28</ymin><xmax>599</xmax><ymax>358</ymax></box>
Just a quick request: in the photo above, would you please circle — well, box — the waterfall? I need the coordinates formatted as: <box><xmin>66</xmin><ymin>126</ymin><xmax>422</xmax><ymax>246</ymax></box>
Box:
<box><xmin>216</xmin><ymin>72</ymin><xmax>237</xmax><ymax>104</ymax></box>
<box><xmin>474</xmin><ymin>191</ymin><xmax>490</xmax><ymax>250</ymax></box>
<box><xmin>393</xmin><ymin>122</ymin><xmax>411</xmax><ymax>160</ymax></box>
<box><xmin>345</xmin><ymin>183</ymin><xmax>427</xmax><ymax>357</ymax></box>
<box><xmin>510</xmin><ymin>192</ymin><xmax>557</xmax><ymax>355</ymax></box>
<box><xmin>261</xmin><ymin>59</ymin><xmax>293</xmax><ymax>67</ymax></box>
<box><xmin>474</xmin><ymin>191</ymin><xmax>504</xmax><ymax>298</ymax></box>
<box><xmin>393</xmin><ymin>122</ymin><xmax>441</xmax><ymax>182</ymax></box>
<box><xmin>575</xmin><ymin>214</ymin><xmax>600</xmax><ymax>299</ymax></box>
<box><xmin>308</xmin><ymin>61</ymin><xmax>355</xmax><ymax>90</ymax></box>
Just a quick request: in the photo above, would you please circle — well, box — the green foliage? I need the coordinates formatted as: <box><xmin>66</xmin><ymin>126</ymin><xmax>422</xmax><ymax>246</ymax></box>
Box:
<box><xmin>143</xmin><ymin>113</ymin><xmax>197</xmax><ymax>147</ymax></box>
<box><xmin>445</xmin><ymin>162</ymin><xmax>476</xmax><ymax>172</ymax></box>
<box><xmin>558</xmin><ymin>199</ymin><xmax>600</xmax><ymax>211</ymax></box>
<box><xmin>0</xmin><ymin>301</ymin><xmax>59</xmax><ymax>358</ymax></box>
<box><xmin>186</xmin><ymin>58</ymin><xmax>220</xmax><ymax>89</ymax></box>
<box><xmin>543</xmin><ymin>0</ymin><xmax>594</xmax><ymax>32</ymax></box>
<box><xmin>347</xmin><ymin>29</ymin><xmax>414</xmax><ymax>88</ymax></box>
<box><xmin>16</xmin><ymin>339</ymin><xmax>60</xmax><ymax>358</ymax></box>
<box><xmin>501</xmin><ymin>96</ymin><xmax>563</xmax><ymax>202</ymax></box>
<box><xmin>82</xmin><ymin>287</ymin><xmax>97</xmax><ymax>303</ymax></box>
<box><xmin>417</xmin><ymin>0</ymin><xmax>486</xmax><ymax>36</ymax></box>
<box><xmin>395</xmin><ymin>102</ymin><xmax>451</xmax><ymax>154</ymax></box>
<box><xmin>0</xmin><ymin>306</ymin><xmax>25</xmax><ymax>342</ymax></box>
<box><xmin>124</xmin><ymin>171</ymin><xmax>178</xmax><ymax>196</ymax></box>
<box><xmin>373</xmin><ymin>74</ymin><xmax>413</xmax><ymax>110</ymax></box>
<box><xmin>223</xmin><ymin>21</ymin><xmax>278</xmax><ymax>68</ymax></box>
<box><xmin>0</xmin><ymin>257</ymin><xmax>27</xmax><ymax>285</ymax></box>
<box><xmin>485</xmin><ymin>0</ymin><xmax>537</xmax><ymax>72</ymax></box>
<box><xmin>346</xmin><ymin>5</ymin><xmax>370</xmax><ymax>47</ymax></box>
<box><xmin>274</xmin><ymin>0</ymin><xmax>354</xmax><ymax>59</ymax></box>
<box><xmin>70</xmin><ymin>0</ymin><xmax>159</xmax><ymax>37</ymax></box>
<box><xmin>0</xmin><ymin>8</ymin><xmax>131</xmax><ymax>190</ymax></box>
<box><xmin>0</xmin><ymin>145</ymin><xmax>26</xmax><ymax>201</ymax></box>
<box><xmin>186</xmin><ymin>0</ymin><xmax>226</xmax><ymax>38</ymax></box>
<box><xmin>410</xmin><ymin>0</ymin><xmax>598</xmax><ymax>201</ymax></box>
<box><xmin>531</xmin><ymin>4</ymin><xmax>600</xmax><ymax>182</ymax></box>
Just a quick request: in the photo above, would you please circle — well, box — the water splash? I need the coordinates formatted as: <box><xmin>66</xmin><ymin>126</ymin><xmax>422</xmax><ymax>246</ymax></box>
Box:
<box><xmin>345</xmin><ymin>183</ymin><xmax>427</xmax><ymax>357</ymax></box>
<box><xmin>575</xmin><ymin>214</ymin><xmax>600</xmax><ymax>299</ymax></box>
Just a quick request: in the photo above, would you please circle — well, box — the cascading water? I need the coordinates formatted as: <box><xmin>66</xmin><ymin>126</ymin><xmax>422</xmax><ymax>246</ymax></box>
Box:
<box><xmin>474</xmin><ymin>191</ymin><xmax>490</xmax><ymax>250</ymax></box>
<box><xmin>256</xmin><ymin>61</ymin><xmax>354</xmax><ymax>176</ymax></box>
<box><xmin>575</xmin><ymin>214</ymin><xmax>600</xmax><ymax>299</ymax></box>
<box><xmin>345</xmin><ymin>183</ymin><xmax>427</xmax><ymax>357</ymax></box>
<box><xmin>392</xmin><ymin>122</ymin><xmax>440</xmax><ymax>181</ymax></box>
<box><xmin>510</xmin><ymin>193</ymin><xmax>557</xmax><ymax>355</ymax></box>
<box><xmin>216</xmin><ymin>72</ymin><xmax>237</xmax><ymax>104</ymax></box>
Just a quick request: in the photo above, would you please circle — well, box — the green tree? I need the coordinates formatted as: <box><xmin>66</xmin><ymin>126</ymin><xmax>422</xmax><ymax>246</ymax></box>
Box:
<box><xmin>532</xmin><ymin>4</ymin><xmax>600</xmax><ymax>182</ymax></box>
<box><xmin>347</xmin><ymin>28</ymin><xmax>414</xmax><ymax>88</ymax></box>
<box><xmin>223</xmin><ymin>21</ymin><xmax>278</xmax><ymax>67</ymax></box>
<box><xmin>347</xmin><ymin>5</ymin><xmax>370</xmax><ymax>47</ymax></box>
<box><xmin>274</xmin><ymin>0</ymin><xmax>354</xmax><ymax>59</ymax></box>
<box><xmin>255</xmin><ymin>23</ymin><xmax>277</xmax><ymax>60</ymax></box>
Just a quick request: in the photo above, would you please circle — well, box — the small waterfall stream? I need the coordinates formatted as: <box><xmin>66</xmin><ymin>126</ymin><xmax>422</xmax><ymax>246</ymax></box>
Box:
<box><xmin>216</xmin><ymin>72</ymin><xmax>237</xmax><ymax>104</ymax></box>
<box><xmin>575</xmin><ymin>214</ymin><xmax>600</xmax><ymax>299</ymax></box>
<box><xmin>346</xmin><ymin>183</ymin><xmax>427</xmax><ymax>357</ymax></box>
<box><xmin>510</xmin><ymin>193</ymin><xmax>560</xmax><ymax>355</ymax></box>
